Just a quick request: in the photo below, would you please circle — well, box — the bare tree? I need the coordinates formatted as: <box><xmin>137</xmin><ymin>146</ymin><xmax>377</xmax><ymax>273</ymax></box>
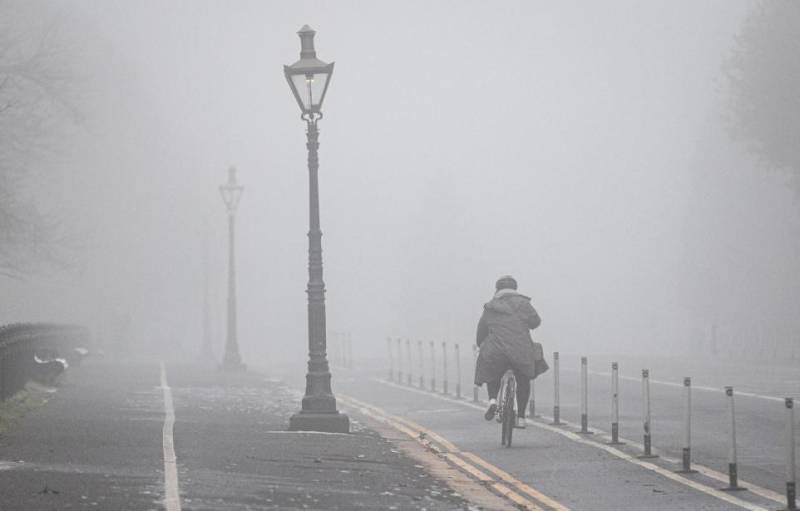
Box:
<box><xmin>0</xmin><ymin>1</ymin><xmax>83</xmax><ymax>277</ymax></box>
<box><xmin>725</xmin><ymin>2</ymin><xmax>800</xmax><ymax>183</ymax></box>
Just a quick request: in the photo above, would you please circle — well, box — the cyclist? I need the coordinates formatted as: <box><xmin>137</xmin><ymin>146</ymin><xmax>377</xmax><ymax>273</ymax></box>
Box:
<box><xmin>475</xmin><ymin>275</ymin><xmax>548</xmax><ymax>428</ymax></box>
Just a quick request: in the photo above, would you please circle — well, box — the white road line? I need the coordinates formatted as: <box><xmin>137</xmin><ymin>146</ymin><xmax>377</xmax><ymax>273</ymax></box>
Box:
<box><xmin>160</xmin><ymin>362</ymin><xmax>181</xmax><ymax>511</ymax></box>
<box><xmin>377</xmin><ymin>379</ymin><xmax>772</xmax><ymax>511</ymax></box>
<box><xmin>576</xmin><ymin>369</ymin><xmax>788</xmax><ymax>402</ymax></box>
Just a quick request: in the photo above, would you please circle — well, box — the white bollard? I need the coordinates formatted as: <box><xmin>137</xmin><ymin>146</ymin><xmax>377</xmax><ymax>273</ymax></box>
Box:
<box><xmin>609</xmin><ymin>362</ymin><xmax>624</xmax><ymax>445</ymax></box>
<box><xmin>442</xmin><ymin>341</ymin><xmax>449</xmax><ymax>395</ymax></box>
<box><xmin>429</xmin><ymin>340</ymin><xmax>436</xmax><ymax>392</ymax></box>
<box><xmin>417</xmin><ymin>340</ymin><xmax>424</xmax><ymax>389</ymax></box>
<box><xmin>639</xmin><ymin>369</ymin><xmax>657</xmax><ymax>458</ymax></box>
<box><xmin>396</xmin><ymin>338</ymin><xmax>403</xmax><ymax>384</ymax></box>
<box><xmin>784</xmin><ymin>397</ymin><xmax>797</xmax><ymax>510</ymax></box>
<box><xmin>405</xmin><ymin>338</ymin><xmax>412</xmax><ymax>386</ymax></box>
<box><xmin>454</xmin><ymin>343</ymin><xmax>462</xmax><ymax>399</ymax></box>
<box><xmin>580</xmin><ymin>356</ymin><xmax>591</xmax><ymax>434</ymax></box>
<box><xmin>387</xmin><ymin>337</ymin><xmax>394</xmax><ymax>381</ymax></box>
<box><xmin>677</xmin><ymin>377</ymin><xmax>696</xmax><ymax>473</ymax></box>
<box><xmin>552</xmin><ymin>351</ymin><xmax>562</xmax><ymax>425</ymax></box>
<box><xmin>472</xmin><ymin>345</ymin><xmax>479</xmax><ymax>402</ymax></box>
<box><xmin>721</xmin><ymin>386</ymin><xmax>745</xmax><ymax>490</ymax></box>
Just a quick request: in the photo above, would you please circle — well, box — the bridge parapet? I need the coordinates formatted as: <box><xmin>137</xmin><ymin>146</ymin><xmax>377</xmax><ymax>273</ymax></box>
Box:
<box><xmin>0</xmin><ymin>323</ymin><xmax>90</xmax><ymax>400</ymax></box>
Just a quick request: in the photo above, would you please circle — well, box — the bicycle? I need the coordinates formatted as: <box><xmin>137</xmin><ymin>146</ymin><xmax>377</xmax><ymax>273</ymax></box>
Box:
<box><xmin>496</xmin><ymin>369</ymin><xmax>517</xmax><ymax>447</ymax></box>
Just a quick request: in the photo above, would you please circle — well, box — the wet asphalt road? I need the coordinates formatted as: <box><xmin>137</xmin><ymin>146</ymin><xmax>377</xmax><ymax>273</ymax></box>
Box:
<box><xmin>0</xmin><ymin>359</ymin><xmax>477</xmax><ymax>511</ymax></box>
<box><xmin>527</xmin><ymin>354</ymin><xmax>798</xmax><ymax>498</ymax></box>
<box><xmin>320</xmin><ymin>349</ymin><xmax>800</xmax><ymax>511</ymax></box>
<box><xmin>1</xmin><ymin>354</ymin><xmax>796</xmax><ymax>511</ymax></box>
<box><xmin>334</xmin><ymin>372</ymin><xmax>753</xmax><ymax>511</ymax></box>
<box><xmin>371</xmin><ymin>347</ymin><xmax>799</xmax><ymax>501</ymax></box>
<box><xmin>0</xmin><ymin>362</ymin><xmax>164</xmax><ymax>510</ymax></box>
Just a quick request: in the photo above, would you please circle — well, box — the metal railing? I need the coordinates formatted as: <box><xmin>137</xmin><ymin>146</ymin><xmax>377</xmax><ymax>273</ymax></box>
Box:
<box><xmin>0</xmin><ymin>323</ymin><xmax>89</xmax><ymax>400</ymax></box>
<box><xmin>384</xmin><ymin>337</ymin><xmax>799</xmax><ymax>510</ymax></box>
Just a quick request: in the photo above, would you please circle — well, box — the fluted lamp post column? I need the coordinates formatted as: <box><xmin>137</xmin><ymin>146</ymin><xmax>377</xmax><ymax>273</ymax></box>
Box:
<box><xmin>285</xmin><ymin>25</ymin><xmax>349</xmax><ymax>433</ymax></box>
<box><xmin>219</xmin><ymin>166</ymin><xmax>245</xmax><ymax>372</ymax></box>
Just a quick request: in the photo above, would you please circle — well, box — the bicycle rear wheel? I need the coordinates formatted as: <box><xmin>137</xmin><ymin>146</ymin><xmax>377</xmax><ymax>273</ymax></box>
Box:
<box><xmin>500</xmin><ymin>375</ymin><xmax>516</xmax><ymax>447</ymax></box>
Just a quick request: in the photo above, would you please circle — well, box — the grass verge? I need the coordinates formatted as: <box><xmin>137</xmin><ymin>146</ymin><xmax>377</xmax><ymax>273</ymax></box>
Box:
<box><xmin>0</xmin><ymin>382</ymin><xmax>54</xmax><ymax>434</ymax></box>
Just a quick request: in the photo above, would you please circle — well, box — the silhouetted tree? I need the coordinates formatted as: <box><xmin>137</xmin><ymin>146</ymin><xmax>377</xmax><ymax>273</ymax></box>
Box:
<box><xmin>725</xmin><ymin>2</ymin><xmax>800</xmax><ymax>182</ymax></box>
<box><xmin>0</xmin><ymin>2</ymin><xmax>82</xmax><ymax>277</ymax></box>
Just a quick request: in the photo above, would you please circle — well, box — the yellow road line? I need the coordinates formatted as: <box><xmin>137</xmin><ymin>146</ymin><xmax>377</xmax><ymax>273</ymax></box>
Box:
<box><xmin>346</xmin><ymin>395</ymin><xmax>461</xmax><ymax>453</ymax></box>
<box><xmin>441</xmin><ymin>453</ymin><xmax>546</xmax><ymax>511</ymax></box>
<box><xmin>460</xmin><ymin>451</ymin><xmax>572</xmax><ymax>511</ymax></box>
<box><xmin>338</xmin><ymin>394</ymin><xmax>563</xmax><ymax>511</ymax></box>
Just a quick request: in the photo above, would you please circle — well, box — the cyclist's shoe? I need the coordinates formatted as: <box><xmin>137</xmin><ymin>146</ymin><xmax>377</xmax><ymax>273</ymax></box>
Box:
<box><xmin>514</xmin><ymin>416</ymin><xmax>527</xmax><ymax>429</ymax></box>
<box><xmin>484</xmin><ymin>399</ymin><xmax>498</xmax><ymax>421</ymax></box>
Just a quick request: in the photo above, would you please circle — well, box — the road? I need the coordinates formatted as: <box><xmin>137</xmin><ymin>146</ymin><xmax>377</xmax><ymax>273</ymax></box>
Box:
<box><xmin>0</xmin><ymin>360</ymin><xmax>485</xmax><ymax>510</ymax></box>
<box><xmin>330</xmin><ymin>352</ymin><xmax>799</xmax><ymax>511</ymax></box>
<box><xmin>529</xmin><ymin>353</ymin><xmax>797</xmax><ymax>500</ymax></box>
<box><xmin>1</xmin><ymin>353</ymin><xmax>796</xmax><ymax>510</ymax></box>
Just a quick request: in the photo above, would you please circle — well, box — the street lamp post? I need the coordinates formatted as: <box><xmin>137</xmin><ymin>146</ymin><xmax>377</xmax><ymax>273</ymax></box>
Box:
<box><xmin>219</xmin><ymin>166</ymin><xmax>245</xmax><ymax>371</ymax></box>
<box><xmin>285</xmin><ymin>25</ymin><xmax>349</xmax><ymax>433</ymax></box>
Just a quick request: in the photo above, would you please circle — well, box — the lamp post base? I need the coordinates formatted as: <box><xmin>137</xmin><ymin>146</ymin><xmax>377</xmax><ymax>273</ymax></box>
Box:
<box><xmin>289</xmin><ymin>410</ymin><xmax>350</xmax><ymax>433</ymax></box>
<box><xmin>219</xmin><ymin>353</ymin><xmax>246</xmax><ymax>372</ymax></box>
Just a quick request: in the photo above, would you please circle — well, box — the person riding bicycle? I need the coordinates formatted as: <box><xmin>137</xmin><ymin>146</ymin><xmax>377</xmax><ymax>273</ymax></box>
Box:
<box><xmin>475</xmin><ymin>275</ymin><xmax>548</xmax><ymax>428</ymax></box>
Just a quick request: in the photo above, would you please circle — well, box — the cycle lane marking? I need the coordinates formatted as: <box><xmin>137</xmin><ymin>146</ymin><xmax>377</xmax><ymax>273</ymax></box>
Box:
<box><xmin>338</xmin><ymin>394</ymin><xmax>556</xmax><ymax>511</ymax></box>
<box><xmin>376</xmin><ymin>378</ymin><xmax>772</xmax><ymax>511</ymax></box>
<box><xmin>159</xmin><ymin>362</ymin><xmax>182</xmax><ymax>511</ymax></box>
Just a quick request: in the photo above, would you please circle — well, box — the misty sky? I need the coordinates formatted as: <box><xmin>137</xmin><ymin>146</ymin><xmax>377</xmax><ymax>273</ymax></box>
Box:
<box><xmin>5</xmin><ymin>1</ymin><xmax>797</xmax><ymax>367</ymax></box>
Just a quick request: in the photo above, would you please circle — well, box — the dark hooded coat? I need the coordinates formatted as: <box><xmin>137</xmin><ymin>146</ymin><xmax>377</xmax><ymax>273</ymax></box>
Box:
<box><xmin>474</xmin><ymin>290</ymin><xmax>548</xmax><ymax>385</ymax></box>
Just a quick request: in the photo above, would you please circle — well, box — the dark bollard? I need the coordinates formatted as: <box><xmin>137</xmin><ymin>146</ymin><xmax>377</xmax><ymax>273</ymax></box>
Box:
<box><xmin>783</xmin><ymin>398</ymin><xmax>797</xmax><ymax>510</ymax></box>
<box><xmin>721</xmin><ymin>387</ymin><xmax>745</xmax><ymax>491</ymax></box>
<box><xmin>417</xmin><ymin>340</ymin><xmax>424</xmax><ymax>389</ymax></box>
<box><xmin>429</xmin><ymin>340</ymin><xmax>436</xmax><ymax>392</ymax></box>
<box><xmin>396</xmin><ymin>338</ymin><xmax>403</xmax><ymax>385</ymax></box>
<box><xmin>472</xmin><ymin>345</ymin><xmax>479</xmax><ymax>402</ymax></box>
<box><xmin>442</xmin><ymin>341</ymin><xmax>449</xmax><ymax>395</ymax></box>
<box><xmin>639</xmin><ymin>369</ymin><xmax>657</xmax><ymax>458</ymax></box>
<box><xmin>552</xmin><ymin>351</ymin><xmax>562</xmax><ymax>425</ymax></box>
<box><xmin>387</xmin><ymin>337</ymin><xmax>394</xmax><ymax>382</ymax></box>
<box><xmin>579</xmin><ymin>356</ymin><xmax>592</xmax><ymax>434</ymax></box>
<box><xmin>405</xmin><ymin>338</ymin><xmax>412</xmax><ymax>386</ymax></box>
<box><xmin>454</xmin><ymin>343</ymin><xmax>462</xmax><ymax>399</ymax></box>
<box><xmin>676</xmin><ymin>377</ymin><xmax>696</xmax><ymax>473</ymax></box>
<box><xmin>529</xmin><ymin>377</ymin><xmax>538</xmax><ymax>418</ymax></box>
<box><xmin>347</xmin><ymin>333</ymin><xmax>353</xmax><ymax>369</ymax></box>
<box><xmin>608</xmin><ymin>362</ymin><xmax>624</xmax><ymax>445</ymax></box>
<box><xmin>342</xmin><ymin>333</ymin><xmax>347</xmax><ymax>369</ymax></box>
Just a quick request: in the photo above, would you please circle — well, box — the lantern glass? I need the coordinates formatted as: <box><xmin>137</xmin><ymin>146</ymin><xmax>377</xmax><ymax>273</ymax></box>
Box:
<box><xmin>220</xmin><ymin>167</ymin><xmax>243</xmax><ymax>213</ymax></box>
<box><xmin>290</xmin><ymin>71</ymin><xmax>331</xmax><ymax>112</ymax></box>
<box><xmin>286</xmin><ymin>63</ymin><xmax>333</xmax><ymax>114</ymax></box>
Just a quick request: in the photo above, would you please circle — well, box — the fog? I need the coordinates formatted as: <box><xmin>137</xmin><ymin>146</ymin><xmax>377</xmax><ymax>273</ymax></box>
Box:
<box><xmin>3</xmin><ymin>0</ymin><xmax>797</xmax><ymax>369</ymax></box>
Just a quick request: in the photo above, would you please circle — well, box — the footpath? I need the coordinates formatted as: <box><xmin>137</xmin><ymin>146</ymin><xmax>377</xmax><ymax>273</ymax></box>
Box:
<box><xmin>0</xmin><ymin>359</ymin><xmax>508</xmax><ymax>510</ymax></box>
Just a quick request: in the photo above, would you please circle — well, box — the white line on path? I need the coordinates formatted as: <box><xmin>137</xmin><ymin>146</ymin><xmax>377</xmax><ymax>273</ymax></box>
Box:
<box><xmin>160</xmin><ymin>362</ymin><xmax>182</xmax><ymax>511</ymax></box>
<box><xmin>377</xmin><ymin>379</ymin><xmax>772</xmax><ymax>511</ymax></box>
<box><xmin>574</xmin><ymin>368</ymin><xmax>787</xmax><ymax>403</ymax></box>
